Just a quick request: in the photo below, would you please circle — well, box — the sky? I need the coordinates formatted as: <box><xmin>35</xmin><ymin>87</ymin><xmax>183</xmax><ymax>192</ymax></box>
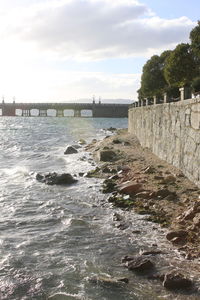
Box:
<box><xmin>0</xmin><ymin>0</ymin><xmax>199</xmax><ymax>103</ymax></box>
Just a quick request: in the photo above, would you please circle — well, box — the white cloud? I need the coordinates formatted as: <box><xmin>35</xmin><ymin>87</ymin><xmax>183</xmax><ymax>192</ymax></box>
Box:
<box><xmin>0</xmin><ymin>0</ymin><xmax>195</xmax><ymax>60</ymax></box>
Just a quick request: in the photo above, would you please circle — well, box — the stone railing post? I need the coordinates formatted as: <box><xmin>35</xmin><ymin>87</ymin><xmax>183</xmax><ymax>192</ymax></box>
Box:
<box><xmin>179</xmin><ymin>87</ymin><xmax>185</xmax><ymax>101</ymax></box>
<box><xmin>153</xmin><ymin>96</ymin><xmax>157</xmax><ymax>105</ymax></box>
<box><xmin>141</xmin><ymin>99</ymin><xmax>144</xmax><ymax>106</ymax></box>
<box><xmin>179</xmin><ymin>87</ymin><xmax>192</xmax><ymax>101</ymax></box>
<box><xmin>145</xmin><ymin>98</ymin><xmax>149</xmax><ymax>106</ymax></box>
<box><xmin>163</xmin><ymin>92</ymin><xmax>169</xmax><ymax>103</ymax></box>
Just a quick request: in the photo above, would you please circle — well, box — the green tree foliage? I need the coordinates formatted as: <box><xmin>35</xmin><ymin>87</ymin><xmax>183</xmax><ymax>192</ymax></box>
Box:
<box><xmin>164</xmin><ymin>43</ymin><xmax>198</xmax><ymax>87</ymax></box>
<box><xmin>140</xmin><ymin>51</ymin><xmax>171</xmax><ymax>98</ymax></box>
<box><xmin>191</xmin><ymin>76</ymin><xmax>200</xmax><ymax>93</ymax></box>
<box><xmin>190</xmin><ymin>20</ymin><xmax>200</xmax><ymax>66</ymax></box>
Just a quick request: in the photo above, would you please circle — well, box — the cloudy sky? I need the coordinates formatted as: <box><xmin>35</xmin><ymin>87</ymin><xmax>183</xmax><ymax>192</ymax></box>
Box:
<box><xmin>0</xmin><ymin>0</ymin><xmax>199</xmax><ymax>103</ymax></box>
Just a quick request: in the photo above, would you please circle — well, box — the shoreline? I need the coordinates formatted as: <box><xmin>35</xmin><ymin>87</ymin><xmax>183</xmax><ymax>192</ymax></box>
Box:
<box><xmin>84</xmin><ymin>128</ymin><xmax>200</xmax><ymax>293</ymax></box>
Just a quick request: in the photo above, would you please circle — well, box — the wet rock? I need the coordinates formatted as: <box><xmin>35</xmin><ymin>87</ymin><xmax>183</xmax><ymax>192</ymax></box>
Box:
<box><xmin>79</xmin><ymin>139</ymin><xmax>87</xmax><ymax>145</ymax></box>
<box><xmin>85</xmin><ymin>167</ymin><xmax>100</xmax><ymax>178</ymax></box>
<box><xmin>115</xmin><ymin>222</ymin><xmax>129</xmax><ymax>230</ymax></box>
<box><xmin>113</xmin><ymin>212</ymin><xmax>123</xmax><ymax>221</ymax></box>
<box><xmin>125</xmin><ymin>256</ymin><xmax>154</xmax><ymax>272</ymax></box>
<box><xmin>171</xmin><ymin>236</ymin><xmax>187</xmax><ymax>246</ymax></box>
<box><xmin>118</xmin><ymin>182</ymin><xmax>143</xmax><ymax>195</ymax></box>
<box><xmin>107</xmin><ymin>127</ymin><xmax>117</xmax><ymax>132</ymax></box>
<box><xmin>162</xmin><ymin>271</ymin><xmax>193</xmax><ymax>290</ymax></box>
<box><xmin>102</xmin><ymin>179</ymin><xmax>117</xmax><ymax>193</ymax></box>
<box><xmin>36</xmin><ymin>172</ymin><xmax>78</xmax><ymax>185</ymax></box>
<box><xmin>132</xmin><ymin>230</ymin><xmax>141</xmax><ymax>234</ymax></box>
<box><xmin>78</xmin><ymin>172</ymin><xmax>84</xmax><ymax>177</ymax></box>
<box><xmin>108</xmin><ymin>193</ymin><xmax>134</xmax><ymax>208</ymax></box>
<box><xmin>89</xmin><ymin>275</ymin><xmax>129</xmax><ymax>286</ymax></box>
<box><xmin>166</xmin><ymin>230</ymin><xmax>188</xmax><ymax>241</ymax></box>
<box><xmin>98</xmin><ymin>150</ymin><xmax>118</xmax><ymax>162</ymax></box>
<box><xmin>64</xmin><ymin>146</ymin><xmax>78</xmax><ymax>154</ymax></box>
<box><xmin>140</xmin><ymin>250</ymin><xmax>163</xmax><ymax>256</ymax></box>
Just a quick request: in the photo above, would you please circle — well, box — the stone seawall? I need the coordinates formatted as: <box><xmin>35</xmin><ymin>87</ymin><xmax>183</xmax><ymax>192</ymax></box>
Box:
<box><xmin>128</xmin><ymin>98</ymin><xmax>200</xmax><ymax>187</ymax></box>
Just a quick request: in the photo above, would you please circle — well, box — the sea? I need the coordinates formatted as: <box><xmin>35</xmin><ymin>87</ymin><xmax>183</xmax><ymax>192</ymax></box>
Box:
<box><xmin>0</xmin><ymin>117</ymin><xmax>197</xmax><ymax>300</ymax></box>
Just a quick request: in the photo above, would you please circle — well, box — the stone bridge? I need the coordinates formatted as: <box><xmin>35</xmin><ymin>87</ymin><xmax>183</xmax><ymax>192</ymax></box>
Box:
<box><xmin>0</xmin><ymin>101</ymin><xmax>129</xmax><ymax>118</ymax></box>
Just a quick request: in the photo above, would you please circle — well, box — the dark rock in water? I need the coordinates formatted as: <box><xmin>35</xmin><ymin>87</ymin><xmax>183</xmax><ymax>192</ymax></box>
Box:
<box><xmin>115</xmin><ymin>222</ymin><xmax>129</xmax><ymax>230</ymax></box>
<box><xmin>113</xmin><ymin>212</ymin><xmax>123</xmax><ymax>221</ymax></box>
<box><xmin>98</xmin><ymin>150</ymin><xmax>118</xmax><ymax>162</ymax></box>
<box><xmin>166</xmin><ymin>230</ymin><xmax>188</xmax><ymax>241</ymax></box>
<box><xmin>124</xmin><ymin>255</ymin><xmax>154</xmax><ymax>272</ymax></box>
<box><xmin>89</xmin><ymin>276</ymin><xmax>129</xmax><ymax>286</ymax></box>
<box><xmin>64</xmin><ymin>146</ymin><xmax>78</xmax><ymax>154</ymax></box>
<box><xmin>102</xmin><ymin>179</ymin><xmax>117</xmax><ymax>193</ymax></box>
<box><xmin>162</xmin><ymin>271</ymin><xmax>193</xmax><ymax>290</ymax></box>
<box><xmin>107</xmin><ymin>127</ymin><xmax>117</xmax><ymax>132</ymax></box>
<box><xmin>140</xmin><ymin>249</ymin><xmax>163</xmax><ymax>256</ymax></box>
<box><xmin>36</xmin><ymin>172</ymin><xmax>78</xmax><ymax>185</ymax></box>
<box><xmin>79</xmin><ymin>139</ymin><xmax>87</xmax><ymax>145</ymax></box>
<box><xmin>79</xmin><ymin>172</ymin><xmax>85</xmax><ymax>177</ymax></box>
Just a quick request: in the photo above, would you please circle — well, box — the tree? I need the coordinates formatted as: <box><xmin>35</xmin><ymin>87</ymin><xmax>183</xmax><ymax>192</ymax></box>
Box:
<box><xmin>191</xmin><ymin>76</ymin><xmax>200</xmax><ymax>93</ymax></box>
<box><xmin>164</xmin><ymin>43</ymin><xmax>198</xmax><ymax>87</ymax></box>
<box><xmin>140</xmin><ymin>52</ymin><xmax>170</xmax><ymax>98</ymax></box>
<box><xmin>190</xmin><ymin>20</ymin><xmax>200</xmax><ymax>67</ymax></box>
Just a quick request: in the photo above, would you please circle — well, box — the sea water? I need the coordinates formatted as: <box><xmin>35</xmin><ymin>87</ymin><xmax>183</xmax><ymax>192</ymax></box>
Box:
<box><xmin>0</xmin><ymin>117</ymin><xmax>196</xmax><ymax>300</ymax></box>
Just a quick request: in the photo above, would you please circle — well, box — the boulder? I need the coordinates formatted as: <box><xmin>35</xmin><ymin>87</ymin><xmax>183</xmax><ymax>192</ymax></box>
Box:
<box><xmin>163</xmin><ymin>272</ymin><xmax>193</xmax><ymax>290</ymax></box>
<box><xmin>140</xmin><ymin>250</ymin><xmax>163</xmax><ymax>256</ymax></box>
<box><xmin>79</xmin><ymin>139</ymin><xmax>86</xmax><ymax>145</ymax></box>
<box><xmin>154</xmin><ymin>189</ymin><xmax>176</xmax><ymax>199</ymax></box>
<box><xmin>107</xmin><ymin>127</ymin><xmax>116</xmax><ymax>132</ymax></box>
<box><xmin>124</xmin><ymin>256</ymin><xmax>154</xmax><ymax>272</ymax></box>
<box><xmin>36</xmin><ymin>172</ymin><xmax>78</xmax><ymax>185</ymax></box>
<box><xmin>112</xmin><ymin>138</ymin><xmax>122</xmax><ymax>144</ymax></box>
<box><xmin>98</xmin><ymin>150</ymin><xmax>118</xmax><ymax>162</ymax></box>
<box><xmin>118</xmin><ymin>182</ymin><xmax>143</xmax><ymax>195</ymax></box>
<box><xmin>64</xmin><ymin>146</ymin><xmax>78</xmax><ymax>154</ymax></box>
<box><xmin>166</xmin><ymin>230</ymin><xmax>188</xmax><ymax>241</ymax></box>
<box><xmin>162</xmin><ymin>175</ymin><xmax>176</xmax><ymax>184</ymax></box>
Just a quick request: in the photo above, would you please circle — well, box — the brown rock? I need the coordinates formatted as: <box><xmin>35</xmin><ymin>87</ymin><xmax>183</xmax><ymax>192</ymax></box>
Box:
<box><xmin>166</xmin><ymin>230</ymin><xmax>188</xmax><ymax>241</ymax></box>
<box><xmin>98</xmin><ymin>150</ymin><xmax>118</xmax><ymax>162</ymax></box>
<box><xmin>118</xmin><ymin>182</ymin><xmax>143</xmax><ymax>195</ymax></box>
<box><xmin>162</xmin><ymin>175</ymin><xmax>176</xmax><ymax>184</ymax></box>
<box><xmin>154</xmin><ymin>189</ymin><xmax>176</xmax><ymax>199</ymax></box>
<box><xmin>171</xmin><ymin>236</ymin><xmax>187</xmax><ymax>246</ymax></box>
<box><xmin>163</xmin><ymin>272</ymin><xmax>193</xmax><ymax>290</ymax></box>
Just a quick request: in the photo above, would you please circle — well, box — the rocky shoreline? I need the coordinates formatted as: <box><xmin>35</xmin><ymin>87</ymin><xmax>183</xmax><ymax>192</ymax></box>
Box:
<box><xmin>83</xmin><ymin>128</ymin><xmax>200</xmax><ymax>295</ymax></box>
